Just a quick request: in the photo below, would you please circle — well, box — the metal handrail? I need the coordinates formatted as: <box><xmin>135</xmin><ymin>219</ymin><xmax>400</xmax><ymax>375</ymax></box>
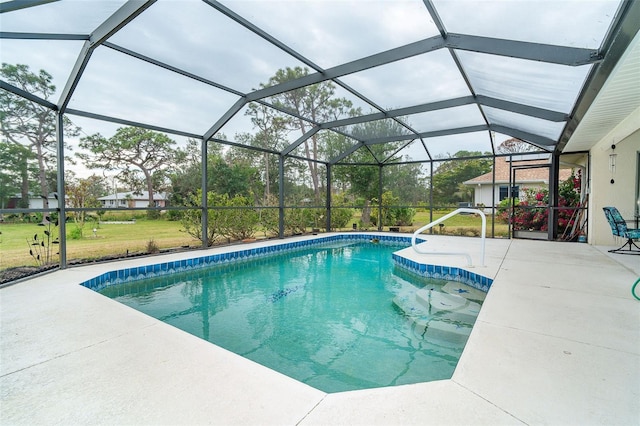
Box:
<box><xmin>411</xmin><ymin>208</ymin><xmax>486</xmax><ymax>267</ymax></box>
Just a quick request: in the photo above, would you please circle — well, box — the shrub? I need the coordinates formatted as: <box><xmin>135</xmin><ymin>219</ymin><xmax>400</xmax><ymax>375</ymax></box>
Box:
<box><xmin>219</xmin><ymin>194</ymin><xmax>259</xmax><ymax>241</ymax></box>
<box><xmin>331</xmin><ymin>207</ymin><xmax>354</xmax><ymax>230</ymax></box>
<box><xmin>496</xmin><ymin>172</ymin><xmax>581</xmax><ymax>234</ymax></box>
<box><xmin>370</xmin><ymin>191</ymin><xmax>415</xmax><ymax>227</ymax></box>
<box><xmin>180</xmin><ymin>190</ymin><xmax>226</xmax><ymax>246</ymax></box>
<box><xmin>394</xmin><ymin>207</ymin><xmax>415</xmax><ymax>226</ymax></box>
<box><xmin>285</xmin><ymin>208</ymin><xmax>307</xmax><ymax>235</ymax></box>
<box><xmin>305</xmin><ymin>208</ymin><xmax>325</xmax><ymax>230</ymax></box>
<box><xmin>259</xmin><ymin>195</ymin><xmax>280</xmax><ymax>237</ymax></box>
<box><xmin>147</xmin><ymin>209</ymin><xmax>161</xmax><ymax>220</ymax></box>
<box><xmin>166</xmin><ymin>209</ymin><xmax>183</xmax><ymax>221</ymax></box>
<box><xmin>329</xmin><ymin>193</ymin><xmax>354</xmax><ymax>230</ymax></box>
<box><xmin>146</xmin><ymin>238</ymin><xmax>159</xmax><ymax>254</ymax></box>
<box><xmin>68</xmin><ymin>226</ymin><xmax>83</xmax><ymax>240</ymax></box>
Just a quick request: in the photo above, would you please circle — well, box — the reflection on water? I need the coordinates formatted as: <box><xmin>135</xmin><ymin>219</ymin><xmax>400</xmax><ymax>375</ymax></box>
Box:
<box><xmin>101</xmin><ymin>242</ymin><xmax>484</xmax><ymax>393</ymax></box>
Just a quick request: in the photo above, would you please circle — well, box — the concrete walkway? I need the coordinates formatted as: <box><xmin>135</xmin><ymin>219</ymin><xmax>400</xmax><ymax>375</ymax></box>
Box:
<box><xmin>1</xmin><ymin>236</ymin><xmax>638</xmax><ymax>425</ymax></box>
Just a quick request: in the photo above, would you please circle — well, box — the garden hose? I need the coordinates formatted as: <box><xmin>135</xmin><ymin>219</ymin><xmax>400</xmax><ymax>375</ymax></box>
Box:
<box><xmin>633</xmin><ymin>277</ymin><xmax>640</xmax><ymax>301</ymax></box>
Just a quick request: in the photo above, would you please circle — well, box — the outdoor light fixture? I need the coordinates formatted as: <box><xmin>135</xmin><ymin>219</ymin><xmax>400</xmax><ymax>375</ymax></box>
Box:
<box><xmin>609</xmin><ymin>143</ymin><xmax>617</xmax><ymax>184</ymax></box>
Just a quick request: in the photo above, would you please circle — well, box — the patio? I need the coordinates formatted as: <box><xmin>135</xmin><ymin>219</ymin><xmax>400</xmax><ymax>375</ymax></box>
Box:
<box><xmin>1</xmin><ymin>235</ymin><xmax>638</xmax><ymax>425</ymax></box>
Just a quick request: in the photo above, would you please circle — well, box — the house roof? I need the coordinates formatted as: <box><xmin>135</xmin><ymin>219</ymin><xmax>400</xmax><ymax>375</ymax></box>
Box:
<box><xmin>464</xmin><ymin>156</ymin><xmax>573</xmax><ymax>185</ymax></box>
<box><xmin>98</xmin><ymin>191</ymin><xmax>168</xmax><ymax>201</ymax></box>
<box><xmin>10</xmin><ymin>192</ymin><xmax>67</xmax><ymax>200</ymax></box>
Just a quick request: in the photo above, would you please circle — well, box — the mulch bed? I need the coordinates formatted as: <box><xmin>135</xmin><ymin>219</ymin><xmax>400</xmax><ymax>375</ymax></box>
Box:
<box><xmin>0</xmin><ymin>247</ymin><xmax>193</xmax><ymax>286</ymax></box>
<box><xmin>0</xmin><ymin>265</ymin><xmax>59</xmax><ymax>285</ymax></box>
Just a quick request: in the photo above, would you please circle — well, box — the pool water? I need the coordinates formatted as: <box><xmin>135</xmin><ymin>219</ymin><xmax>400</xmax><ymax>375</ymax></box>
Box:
<box><xmin>101</xmin><ymin>241</ymin><xmax>485</xmax><ymax>393</ymax></box>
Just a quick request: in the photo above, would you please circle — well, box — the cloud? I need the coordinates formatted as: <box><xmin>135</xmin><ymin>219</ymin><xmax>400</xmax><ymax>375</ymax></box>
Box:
<box><xmin>220</xmin><ymin>0</ymin><xmax>440</xmax><ymax>68</ymax></box>
<box><xmin>0</xmin><ymin>39</ymin><xmax>85</xmax><ymax>100</ymax></box>
<box><xmin>457</xmin><ymin>51</ymin><xmax>592</xmax><ymax>113</ymax></box>
<box><xmin>339</xmin><ymin>49</ymin><xmax>471</xmax><ymax>110</ymax></box>
<box><xmin>109</xmin><ymin>1</ymin><xmax>307</xmax><ymax>93</ymax></box>
<box><xmin>432</xmin><ymin>0</ymin><xmax>620</xmax><ymax>49</ymax></box>
<box><xmin>0</xmin><ymin>0</ymin><xmax>624</xmax><ymax>176</ymax></box>
<box><xmin>0</xmin><ymin>1</ymin><xmax>125</xmax><ymax>34</ymax></box>
<box><xmin>70</xmin><ymin>46</ymin><xmax>241</xmax><ymax>136</ymax></box>
<box><xmin>408</xmin><ymin>105</ymin><xmax>486</xmax><ymax>133</ymax></box>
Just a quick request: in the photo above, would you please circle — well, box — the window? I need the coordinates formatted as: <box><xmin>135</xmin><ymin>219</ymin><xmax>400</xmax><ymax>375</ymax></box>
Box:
<box><xmin>499</xmin><ymin>185</ymin><xmax>519</xmax><ymax>201</ymax></box>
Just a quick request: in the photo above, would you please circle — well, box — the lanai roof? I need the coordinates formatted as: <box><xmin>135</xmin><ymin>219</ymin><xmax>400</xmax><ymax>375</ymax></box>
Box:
<box><xmin>1</xmin><ymin>0</ymin><xmax>639</xmax><ymax>167</ymax></box>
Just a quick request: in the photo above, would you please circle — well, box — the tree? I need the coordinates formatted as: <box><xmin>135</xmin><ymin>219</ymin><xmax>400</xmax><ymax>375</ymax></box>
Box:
<box><xmin>332</xmin><ymin>118</ymin><xmax>408</xmax><ymax>198</ymax></box>
<box><xmin>0</xmin><ymin>63</ymin><xmax>79</xmax><ymax>208</ymax></box>
<box><xmin>169</xmin><ymin>139</ymin><xmax>261</xmax><ymax>207</ymax></box>
<box><xmin>432</xmin><ymin>151</ymin><xmax>492</xmax><ymax>206</ymax></box>
<box><xmin>239</xmin><ymin>102</ymin><xmax>290</xmax><ymax>201</ymax></box>
<box><xmin>78</xmin><ymin>126</ymin><xmax>182</xmax><ymax>217</ymax></box>
<box><xmin>330</xmin><ymin>118</ymin><xmax>410</xmax><ymax>226</ymax></box>
<box><xmin>261</xmin><ymin>67</ymin><xmax>357</xmax><ymax>202</ymax></box>
<box><xmin>496</xmin><ymin>137</ymin><xmax>539</xmax><ymax>154</ymax></box>
<box><xmin>0</xmin><ymin>141</ymin><xmax>35</xmax><ymax>208</ymax></box>
<box><xmin>65</xmin><ymin>172</ymin><xmax>106</xmax><ymax>236</ymax></box>
<box><xmin>384</xmin><ymin>163</ymin><xmax>429</xmax><ymax>205</ymax></box>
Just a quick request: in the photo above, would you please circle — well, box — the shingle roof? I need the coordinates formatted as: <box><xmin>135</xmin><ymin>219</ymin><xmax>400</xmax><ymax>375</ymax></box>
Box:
<box><xmin>464</xmin><ymin>156</ymin><xmax>572</xmax><ymax>185</ymax></box>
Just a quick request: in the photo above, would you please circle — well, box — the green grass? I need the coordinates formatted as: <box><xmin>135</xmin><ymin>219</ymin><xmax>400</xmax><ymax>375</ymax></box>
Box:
<box><xmin>0</xmin><ymin>219</ymin><xmax>195</xmax><ymax>270</ymax></box>
<box><xmin>354</xmin><ymin>209</ymin><xmax>508</xmax><ymax>235</ymax></box>
<box><xmin>0</xmin><ymin>210</ymin><xmax>509</xmax><ymax>270</ymax></box>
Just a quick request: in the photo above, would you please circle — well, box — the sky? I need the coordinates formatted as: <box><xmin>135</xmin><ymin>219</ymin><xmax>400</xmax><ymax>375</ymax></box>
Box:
<box><xmin>0</xmin><ymin>0</ymin><xmax>623</xmax><ymax>177</ymax></box>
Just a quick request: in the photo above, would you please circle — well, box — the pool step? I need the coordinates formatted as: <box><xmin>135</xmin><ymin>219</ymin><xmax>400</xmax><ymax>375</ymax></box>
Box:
<box><xmin>442</xmin><ymin>281</ymin><xmax>487</xmax><ymax>302</ymax></box>
<box><xmin>393</xmin><ymin>281</ymin><xmax>482</xmax><ymax>343</ymax></box>
<box><xmin>414</xmin><ymin>288</ymin><xmax>482</xmax><ymax>324</ymax></box>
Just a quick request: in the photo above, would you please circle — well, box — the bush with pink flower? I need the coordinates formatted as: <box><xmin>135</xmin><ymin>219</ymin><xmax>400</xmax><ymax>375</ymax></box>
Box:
<box><xmin>498</xmin><ymin>170</ymin><xmax>582</xmax><ymax>234</ymax></box>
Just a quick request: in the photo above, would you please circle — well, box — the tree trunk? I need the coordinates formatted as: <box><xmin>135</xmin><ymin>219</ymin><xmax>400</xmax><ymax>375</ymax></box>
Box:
<box><xmin>263</xmin><ymin>152</ymin><xmax>270</xmax><ymax>201</ymax></box>
<box><xmin>304</xmin><ymin>139</ymin><xmax>320</xmax><ymax>202</ymax></box>
<box><xmin>362</xmin><ymin>200</ymin><xmax>371</xmax><ymax>228</ymax></box>
<box><xmin>298</xmin><ymin>120</ymin><xmax>320</xmax><ymax>203</ymax></box>
<box><xmin>20</xmin><ymin>168</ymin><xmax>29</xmax><ymax>208</ymax></box>
<box><xmin>35</xmin><ymin>139</ymin><xmax>49</xmax><ymax>209</ymax></box>
<box><xmin>145</xmin><ymin>171</ymin><xmax>155</xmax><ymax>208</ymax></box>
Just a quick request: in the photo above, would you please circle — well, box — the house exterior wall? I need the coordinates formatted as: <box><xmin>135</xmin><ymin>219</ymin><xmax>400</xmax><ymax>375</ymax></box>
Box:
<box><xmin>101</xmin><ymin>199</ymin><xmax>166</xmax><ymax>208</ymax></box>
<box><xmin>99</xmin><ymin>192</ymin><xmax>168</xmax><ymax>209</ymax></box>
<box><xmin>473</xmin><ymin>185</ymin><xmax>495</xmax><ymax>207</ymax></box>
<box><xmin>588</xmin><ymin>108</ymin><xmax>640</xmax><ymax>245</ymax></box>
<box><xmin>132</xmin><ymin>200</ymin><xmax>165</xmax><ymax>208</ymax></box>
<box><xmin>473</xmin><ymin>182</ymin><xmax>547</xmax><ymax>207</ymax></box>
<box><xmin>101</xmin><ymin>199</ymin><xmax>129</xmax><ymax>208</ymax></box>
<box><xmin>28</xmin><ymin>198</ymin><xmax>65</xmax><ymax>209</ymax></box>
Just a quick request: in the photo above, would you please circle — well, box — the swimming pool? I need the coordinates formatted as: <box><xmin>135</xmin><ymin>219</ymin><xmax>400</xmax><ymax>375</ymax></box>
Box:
<box><xmin>95</xmin><ymin>237</ymin><xmax>486</xmax><ymax>393</ymax></box>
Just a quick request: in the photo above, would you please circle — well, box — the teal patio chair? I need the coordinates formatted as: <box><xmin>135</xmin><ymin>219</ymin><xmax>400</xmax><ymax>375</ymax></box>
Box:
<box><xmin>602</xmin><ymin>207</ymin><xmax>640</xmax><ymax>255</ymax></box>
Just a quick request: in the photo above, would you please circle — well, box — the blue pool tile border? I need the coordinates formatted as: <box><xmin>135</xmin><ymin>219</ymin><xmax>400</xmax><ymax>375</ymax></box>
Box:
<box><xmin>391</xmin><ymin>253</ymin><xmax>492</xmax><ymax>292</ymax></box>
<box><xmin>80</xmin><ymin>234</ymin><xmax>415</xmax><ymax>291</ymax></box>
<box><xmin>79</xmin><ymin>233</ymin><xmax>490</xmax><ymax>293</ymax></box>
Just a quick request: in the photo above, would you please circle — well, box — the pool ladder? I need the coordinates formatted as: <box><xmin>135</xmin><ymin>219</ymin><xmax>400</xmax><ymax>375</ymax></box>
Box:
<box><xmin>411</xmin><ymin>208</ymin><xmax>486</xmax><ymax>267</ymax></box>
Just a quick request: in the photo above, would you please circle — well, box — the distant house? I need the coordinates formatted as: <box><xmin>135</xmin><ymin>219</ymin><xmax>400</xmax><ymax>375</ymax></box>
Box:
<box><xmin>97</xmin><ymin>191</ymin><xmax>168</xmax><ymax>209</ymax></box>
<box><xmin>463</xmin><ymin>155</ymin><xmax>572</xmax><ymax>207</ymax></box>
<box><xmin>5</xmin><ymin>193</ymin><xmax>69</xmax><ymax>209</ymax></box>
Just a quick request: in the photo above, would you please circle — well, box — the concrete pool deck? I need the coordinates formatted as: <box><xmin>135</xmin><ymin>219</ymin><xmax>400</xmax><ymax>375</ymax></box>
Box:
<box><xmin>1</xmin><ymin>234</ymin><xmax>638</xmax><ymax>425</ymax></box>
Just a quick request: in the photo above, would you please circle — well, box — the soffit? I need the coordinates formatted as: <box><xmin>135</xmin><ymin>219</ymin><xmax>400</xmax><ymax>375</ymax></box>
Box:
<box><xmin>564</xmin><ymin>30</ymin><xmax>640</xmax><ymax>152</ymax></box>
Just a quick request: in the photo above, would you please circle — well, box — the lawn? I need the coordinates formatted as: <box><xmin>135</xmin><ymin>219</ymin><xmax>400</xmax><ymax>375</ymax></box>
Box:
<box><xmin>0</xmin><ymin>209</ymin><xmax>508</xmax><ymax>270</ymax></box>
<box><xmin>354</xmin><ymin>210</ymin><xmax>508</xmax><ymax>236</ymax></box>
<box><xmin>0</xmin><ymin>219</ymin><xmax>195</xmax><ymax>270</ymax></box>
